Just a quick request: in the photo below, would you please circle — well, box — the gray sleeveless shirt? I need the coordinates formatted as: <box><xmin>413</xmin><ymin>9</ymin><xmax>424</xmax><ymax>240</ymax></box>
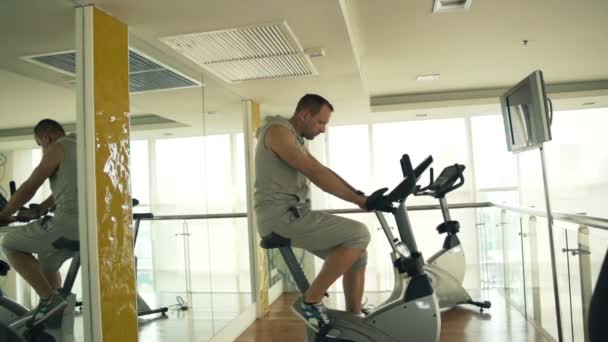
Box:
<box><xmin>254</xmin><ymin>116</ymin><xmax>310</xmax><ymax>232</ymax></box>
<box><xmin>49</xmin><ymin>133</ymin><xmax>78</xmax><ymax>227</ymax></box>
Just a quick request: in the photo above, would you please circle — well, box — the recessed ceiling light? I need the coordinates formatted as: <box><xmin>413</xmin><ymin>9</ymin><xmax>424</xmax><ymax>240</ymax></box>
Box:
<box><xmin>416</xmin><ymin>74</ymin><xmax>440</xmax><ymax>81</ymax></box>
<box><xmin>433</xmin><ymin>0</ymin><xmax>472</xmax><ymax>13</ymax></box>
<box><xmin>304</xmin><ymin>47</ymin><xmax>325</xmax><ymax>58</ymax></box>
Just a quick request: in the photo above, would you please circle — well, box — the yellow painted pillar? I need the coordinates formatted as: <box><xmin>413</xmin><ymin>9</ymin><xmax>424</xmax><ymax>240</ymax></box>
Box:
<box><xmin>243</xmin><ymin>100</ymin><xmax>269</xmax><ymax>317</ymax></box>
<box><xmin>76</xmin><ymin>6</ymin><xmax>137</xmax><ymax>342</ymax></box>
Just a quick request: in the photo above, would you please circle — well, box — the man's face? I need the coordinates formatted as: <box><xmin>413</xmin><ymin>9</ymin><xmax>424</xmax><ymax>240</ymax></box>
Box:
<box><xmin>302</xmin><ymin>105</ymin><xmax>332</xmax><ymax>140</ymax></box>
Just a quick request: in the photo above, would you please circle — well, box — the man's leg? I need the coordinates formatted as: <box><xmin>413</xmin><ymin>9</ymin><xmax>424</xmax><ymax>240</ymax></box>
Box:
<box><xmin>7</xmin><ymin>252</ymin><xmax>55</xmax><ymax>299</ymax></box>
<box><xmin>44</xmin><ymin>271</ymin><xmax>62</xmax><ymax>290</ymax></box>
<box><xmin>343</xmin><ymin>264</ymin><xmax>366</xmax><ymax>314</ymax></box>
<box><xmin>304</xmin><ymin>246</ymin><xmax>364</xmax><ymax>303</ymax></box>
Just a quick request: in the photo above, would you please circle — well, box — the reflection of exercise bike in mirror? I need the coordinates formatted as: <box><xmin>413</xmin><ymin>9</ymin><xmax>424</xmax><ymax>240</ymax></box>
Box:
<box><xmin>131</xmin><ymin>201</ymin><xmax>170</xmax><ymax>318</ymax></box>
<box><xmin>0</xmin><ymin>182</ymin><xmax>78</xmax><ymax>342</ymax></box>
<box><xmin>72</xmin><ymin>199</ymin><xmax>171</xmax><ymax>318</ymax></box>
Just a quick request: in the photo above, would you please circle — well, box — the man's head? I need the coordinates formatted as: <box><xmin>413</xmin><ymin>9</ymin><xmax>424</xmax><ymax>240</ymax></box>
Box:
<box><xmin>292</xmin><ymin>94</ymin><xmax>334</xmax><ymax>140</ymax></box>
<box><xmin>33</xmin><ymin>119</ymin><xmax>66</xmax><ymax>149</ymax></box>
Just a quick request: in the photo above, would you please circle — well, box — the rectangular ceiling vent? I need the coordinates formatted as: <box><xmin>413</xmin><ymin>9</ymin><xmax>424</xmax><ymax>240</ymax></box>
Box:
<box><xmin>433</xmin><ymin>0</ymin><xmax>472</xmax><ymax>13</ymax></box>
<box><xmin>23</xmin><ymin>49</ymin><xmax>201</xmax><ymax>93</ymax></box>
<box><xmin>160</xmin><ymin>21</ymin><xmax>318</xmax><ymax>83</ymax></box>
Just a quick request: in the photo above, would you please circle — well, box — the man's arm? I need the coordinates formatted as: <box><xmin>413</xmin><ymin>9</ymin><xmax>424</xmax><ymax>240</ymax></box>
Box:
<box><xmin>266</xmin><ymin>126</ymin><xmax>366</xmax><ymax>208</ymax></box>
<box><xmin>0</xmin><ymin>144</ymin><xmax>63</xmax><ymax>217</ymax></box>
<box><xmin>307</xmin><ymin>153</ymin><xmax>361</xmax><ymax>194</ymax></box>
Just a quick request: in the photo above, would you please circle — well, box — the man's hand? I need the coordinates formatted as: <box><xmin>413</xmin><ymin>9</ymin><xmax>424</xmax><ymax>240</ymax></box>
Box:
<box><xmin>15</xmin><ymin>207</ymin><xmax>42</xmax><ymax>222</ymax></box>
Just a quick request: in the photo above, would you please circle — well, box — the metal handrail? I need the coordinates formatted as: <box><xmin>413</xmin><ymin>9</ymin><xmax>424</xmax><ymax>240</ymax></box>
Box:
<box><xmin>146</xmin><ymin>201</ymin><xmax>608</xmax><ymax>231</ymax></box>
<box><xmin>492</xmin><ymin>203</ymin><xmax>608</xmax><ymax>231</ymax></box>
<box><xmin>146</xmin><ymin>202</ymin><xmax>494</xmax><ymax>221</ymax></box>
<box><xmin>151</xmin><ymin>213</ymin><xmax>247</xmax><ymax>221</ymax></box>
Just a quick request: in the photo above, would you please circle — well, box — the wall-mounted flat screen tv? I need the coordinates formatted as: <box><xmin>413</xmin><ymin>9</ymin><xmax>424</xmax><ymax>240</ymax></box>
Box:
<box><xmin>500</xmin><ymin>70</ymin><xmax>552</xmax><ymax>152</ymax></box>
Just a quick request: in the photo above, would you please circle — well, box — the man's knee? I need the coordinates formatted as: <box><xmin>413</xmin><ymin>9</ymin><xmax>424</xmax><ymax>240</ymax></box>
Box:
<box><xmin>343</xmin><ymin>221</ymin><xmax>370</xmax><ymax>250</ymax></box>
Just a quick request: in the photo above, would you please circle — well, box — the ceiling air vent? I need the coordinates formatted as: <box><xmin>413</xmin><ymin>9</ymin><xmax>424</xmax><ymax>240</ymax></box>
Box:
<box><xmin>23</xmin><ymin>49</ymin><xmax>200</xmax><ymax>93</ymax></box>
<box><xmin>433</xmin><ymin>0</ymin><xmax>472</xmax><ymax>13</ymax></box>
<box><xmin>160</xmin><ymin>21</ymin><xmax>318</xmax><ymax>83</ymax></box>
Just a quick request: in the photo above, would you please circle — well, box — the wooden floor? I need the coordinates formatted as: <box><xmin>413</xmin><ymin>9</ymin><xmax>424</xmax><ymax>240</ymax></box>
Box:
<box><xmin>236</xmin><ymin>291</ymin><xmax>550</xmax><ymax>342</ymax></box>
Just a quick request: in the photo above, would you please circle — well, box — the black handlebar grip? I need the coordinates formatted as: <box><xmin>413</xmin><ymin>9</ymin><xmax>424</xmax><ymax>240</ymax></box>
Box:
<box><xmin>9</xmin><ymin>181</ymin><xmax>16</xmax><ymax>196</ymax></box>
<box><xmin>400</xmin><ymin>154</ymin><xmax>416</xmax><ymax>179</ymax></box>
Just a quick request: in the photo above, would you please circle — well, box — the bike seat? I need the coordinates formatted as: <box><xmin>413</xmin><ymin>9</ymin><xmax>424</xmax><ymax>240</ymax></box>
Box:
<box><xmin>52</xmin><ymin>237</ymin><xmax>80</xmax><ymax>252</ymax></box>
<box><xmin>260</xmin><ymin>233</ymin><xmax>291</xmax><ymax>249</ymax></box>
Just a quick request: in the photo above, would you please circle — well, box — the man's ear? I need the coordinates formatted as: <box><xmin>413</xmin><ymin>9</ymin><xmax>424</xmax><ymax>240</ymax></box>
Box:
<box><xmin>294</xmin><ymin>111</ymin><xmax>305</xmax><ymax>122</ymax></box>
<box><xmin>301</xmin><ymin>110</ymin><xmax>313</xmax><ymax>120</ymax></box>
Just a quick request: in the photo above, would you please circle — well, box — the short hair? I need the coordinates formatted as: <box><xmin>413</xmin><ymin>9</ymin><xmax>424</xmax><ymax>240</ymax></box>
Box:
<box><xmin>295</xmin><ymin>94</ymin><xmax>334</xmax><ymax>115</ymax></box>
<box><xmin>34</xmin><ymin>119</ymin><xmax>65</xmax><ymax>136</ymax></box>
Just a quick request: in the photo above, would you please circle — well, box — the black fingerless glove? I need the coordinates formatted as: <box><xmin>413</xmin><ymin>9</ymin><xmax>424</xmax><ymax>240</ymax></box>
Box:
<box><xmin>365</xmin><ymin>188</ymin><xmax>396</xmax><ymax>213</ymax></box>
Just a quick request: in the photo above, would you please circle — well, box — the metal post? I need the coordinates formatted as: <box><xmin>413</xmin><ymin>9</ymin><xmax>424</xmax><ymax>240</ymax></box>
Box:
<box><xmin>578</xmin><ymin>225</ymin><xmax>592</xmax><ymax>342</ymax></box>
<box><xmin>182</xmin><ymin>220</ymin><xmax>193</xmax><ymax>308</ymax></box>
<box><xmin>439</xmin><ymin>197</ymin><xmax>452</xmax><ymax>222</ymax></box>
<box><xmin>519</xmin><ymin>216</ymin><xmax>528</xmax><ymax>318</ymax></box>
<box><xmin>529</xmin><ymin>216</ymin><xmax>543</xmax><ymax>324</ymax></box>
<box><xmin>501</xmin><ymin>209</ymin><xmax>510</xmax><ymax>293</ymax></box>
<box><xmin>539</xmin><ymin>146</ymin><xmax>564</xmax><ymax>342</ymax></box>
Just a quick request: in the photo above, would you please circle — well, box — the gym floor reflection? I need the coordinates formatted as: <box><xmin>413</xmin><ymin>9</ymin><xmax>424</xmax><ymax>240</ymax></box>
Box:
<box><xmin>74</xmin><ymin>291</ymin><xmax>251</xmax><ymax>341</ymax></box>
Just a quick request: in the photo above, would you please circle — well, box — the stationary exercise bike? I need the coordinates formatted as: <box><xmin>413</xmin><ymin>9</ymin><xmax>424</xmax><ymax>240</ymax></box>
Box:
<box><xmin>0</xmin><ymin>188</ymin><xmax>78</xmax><ymax>342</ymax></box>
<box><xmin>261</xmin><ymin>154</ymin><xmax>441</xmax><ymax>342</ymax></box>
<box><xmin>73</xmin><ymin>200</ymin><xmax>170</xmax><ymax>318</ymax></box>
<box><xmin>381</xmin><ymin>163</ymin><xmax>491</xmax><ymax>311</ymax></box>
<box><xmin>132</xmin><ymin>207</ymin><xmax>170</xmax><ymax>318</ymax></box>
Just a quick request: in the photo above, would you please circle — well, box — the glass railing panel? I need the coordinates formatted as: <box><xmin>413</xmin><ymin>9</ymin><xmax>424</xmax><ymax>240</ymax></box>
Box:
<box><xmin>522</xmin><ymin>215</ymin><xmax>536</xmax><ymax>322</ymax></box>
<box><xmin>205</xmin><ymin>218</ymin><xmax>253</xmax><ymax>334</ymax></box>
<box><xmin>533</xmin><ymin>217</ymin><xmax>560</xmax><ymax>340</ymax></box>
<box><xmin>136</xmin><ymin>216</ymin><xmax>255</xmax><ymax>340</ymax></box>
<box><xmin>562</xmin><ymin>225</ymin><xmax>585</xmax><ymax>342</ymax></box>
<box><xmin>478</xmin><ymin>207</ymin><xmax>505</xmax><ymax>289</ymax></box>
<box><xmin>136</xmin><ymin>220</ymin><xmax>189</xmax><ymax>308</ymax></box>
<box><xmin>552</xmin><ymin>223</ymin><xmax>578</xmax><ymax>342</ymax></box>
<box><xmin>503</xmin><ymin>211</ymin><xmax>526</xmax><ymax>315</ymax></box>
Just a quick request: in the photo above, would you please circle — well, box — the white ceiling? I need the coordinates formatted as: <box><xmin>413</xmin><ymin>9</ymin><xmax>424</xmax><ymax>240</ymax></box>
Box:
<box><xmin>0</xmin><ymin>0</ymin><xmax>607</xmax><ymax>135</ymax></box>
<box><xmin>353</xmin><ymin>0</ymin><xmax>608</xmax><ymax>96</ymax></box>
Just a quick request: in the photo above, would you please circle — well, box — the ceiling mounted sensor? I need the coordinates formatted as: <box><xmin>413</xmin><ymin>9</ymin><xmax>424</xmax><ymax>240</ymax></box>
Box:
<box><xmin>23</xmin><ymin>49</ymin><xmax>201</xmax><ymax>93</ymax></box>
<box><xmin>432</xmin><ymin>0</ymin><xmax>472</xmax><ymax>13</ymax></box>
<box><xmin>161</xmin><ymin>21</ymin><xmax>318</xmax><ymax>83</ymax></box>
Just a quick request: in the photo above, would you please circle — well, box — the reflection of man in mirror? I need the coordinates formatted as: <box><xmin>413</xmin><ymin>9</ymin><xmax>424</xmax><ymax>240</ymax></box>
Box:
<box><xmin>0</xmin><ymin>119</ymin><xmax>78</xmax><ymax>323</ymax></box>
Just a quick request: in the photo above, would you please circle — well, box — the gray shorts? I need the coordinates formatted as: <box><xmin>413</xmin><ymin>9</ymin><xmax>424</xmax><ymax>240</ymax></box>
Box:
<box><xmin>260</xmin><ymin>208</ymin><xmax>371</xmax><ymax>270</ymax></box>
<box><xmin>0</xmin><ymin>217</ymin><xmax>78</xmax><ymax>273</ymax></box>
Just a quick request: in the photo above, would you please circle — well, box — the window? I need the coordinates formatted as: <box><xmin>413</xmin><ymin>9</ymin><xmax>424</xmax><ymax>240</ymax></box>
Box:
<box><xmin>471</xmin><ymin>115</ymin><xmax>518</xmax><ymax>190</ymax></box>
